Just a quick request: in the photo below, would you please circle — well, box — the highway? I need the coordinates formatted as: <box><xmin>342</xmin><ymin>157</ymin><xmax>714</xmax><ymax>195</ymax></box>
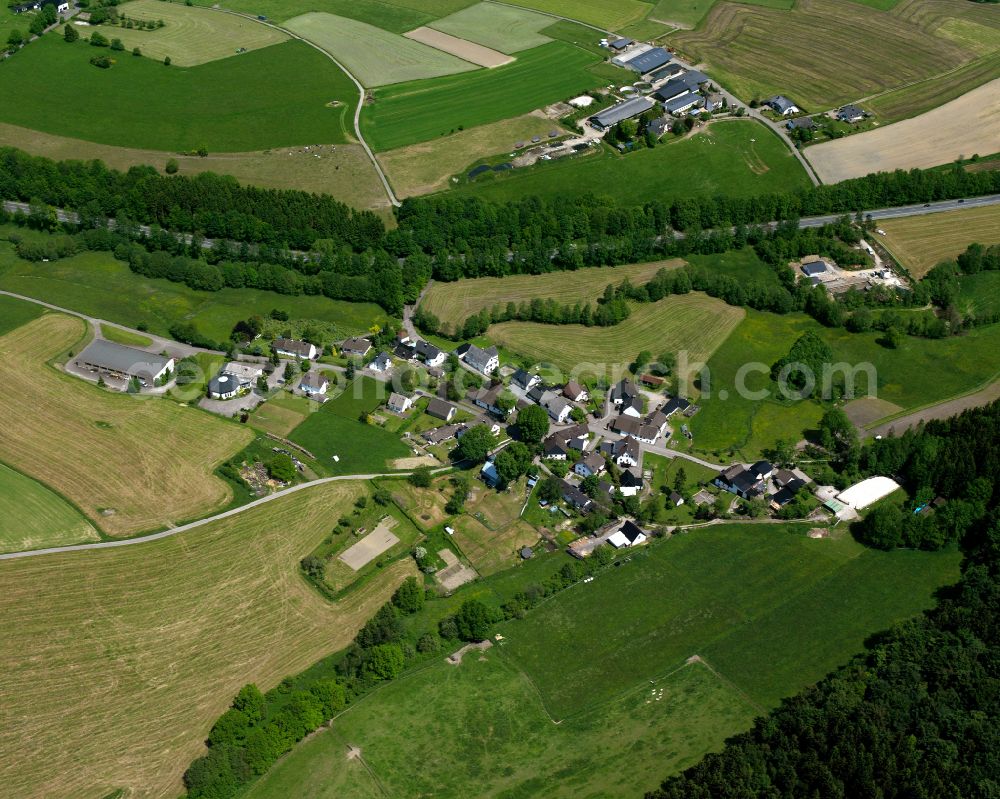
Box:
<box><xmin>797</xmin><ymin>192</ymin><xmax>1000</xmax><ymax>228</ymax></box>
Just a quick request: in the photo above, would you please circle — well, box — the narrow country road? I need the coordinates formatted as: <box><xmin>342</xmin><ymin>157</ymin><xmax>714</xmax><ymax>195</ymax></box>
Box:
<box><xmin>867</xmin><ymin>377</ymin><xmax>1000</xmax><ymax>439</ymax></box>
<box><xmin>208</xmin><ymin>8</ymin><xmax>400</xmax><ymax>208</ymax></box>
<box><xmin>0</xmin><ymin>470</ymin><xmax>419</xmax><ymax>561</ymax></box>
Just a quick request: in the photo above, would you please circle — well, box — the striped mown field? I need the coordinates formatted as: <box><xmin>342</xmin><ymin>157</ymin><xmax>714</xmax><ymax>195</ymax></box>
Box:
<box><xmin>879</xmin><ymin>203</ymin><xmax>1000</xmax><ymax>278</ymax></box>
<box><xmin>0</xmin><ymin>314</ymin><xmax>251</xmax><ymax>536</ymax></box>
<box><xmin>0</xmin><ymin>481</ymin><xmax>415</xmax><ymax>798</ymax></box>
<box><xmin>419</xmin><ymin>259</ymin><xmax>685</xmax><ymax>328</ymax></box>
<box><xmin>488</xmin><ymin>293</ymin><xmax>744</xmax><ymax>379</ymax></box>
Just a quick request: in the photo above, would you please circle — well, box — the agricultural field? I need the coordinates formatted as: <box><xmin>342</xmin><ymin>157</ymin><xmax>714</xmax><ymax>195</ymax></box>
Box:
<box><xmin>429</xmin><ymin>2</ymin><xmax>554</xmax><ymax>53</ymax></box>
<box><xmin>0</xmin><ymin>314</ymin><xmax>252</xmax><ymax>536</ymax></box>
<box><xmin>244</xmin><ymin>523</ymin><xmax>958</xmax><ymax>799</ymax></box>
<box><xmin>402</xmin><ymin>27</ymin><xmax>513</xmax><ymax>68</ymax></box>
<box><xmin>0</xmin><ymin>292</ymin><xmax>43</xmax><ymax>335</ymax></box>
<box><xmin>0</xmin><ymin>123</ymin><xmax>389</xmax><ymax>213</ymax></box>
<box><xmin>502</xmin><ymin>523</ymin><xmax>959</xmax><ymax>717</ymax></box>
<box><xmin>103</xmin><ymin>0</ymin><xmax>288</xmax><ymax>66</ymax></box>
<box><xmin>361</xmin><ymin>42</ymin><xmax>603</xmax><ymax>151</ymax></box>
<box><xmin>688</xmin><ymin>310</ymin><xmax>1000</xmax><ymax>458</ymax></box>
<box><xmin>0</xmin><ymin>480</ymin><xmax>415</xmax><ymax>798</ymax></box>
<box><xmin>284</xmin><ymin>13</ymin><xmax>477</xmax><ymax>86</ymax></box>
<box><xmin>504</xmin><ymin>0</ymin><xmax>652</xmax><ymax>30</ymax></box>
<box><xmin>247</xmin><ymin>652</ymin><xmax>756</xmax><ymax>799</ymax></box>
<box><xmin>0</xmin><ymin>246</ymin><xmax>390</xmax><ymax>345</ymax></box>
<box><xmin>0</xmin><ymin>463</ymin><xmax>99</xmax><ymax>554</ymax></box>
<box><xmin>488</xmin><ymin>293</ymin><xmax>745</xmax><ymax>379</ymax></box>
<box><xmin>198</xmin><ymin>0</ymin><xmax>475</xmax><ymax>26</ymax></box>
<box><xmin>455</xmin><ymin>120</ymin><xmax>811</xmax><ymax>204</ymax></box>
<box><xmin>808</xmin><ymin>79</ymin><xmax>1000</xmax><ymax>183</ymax></box>
<box><xmin>98</xmin><ymin>323</ymin><xmax>153</xmax><ymax>347</ymax></box>
<box><xmin>420</xmin><ymin>259</ymin><xmax>683</xmax><ymax>328</ymax></box>
<box><xmin>0</xmin><ymin>37</ymin><xmax>355</xmax><ymax>151</ymax></box>
<box><xmin>648</xmin><ymin>0</ymin><xmax>791</xmax><ymax>29</ymax></box>
<box><xmin>248</xmin><ymin>392</ymin><xmax>315</xmax><ymax>437</ymax></box>
<box><xmin>671</xmin><ymin>0</ymin><xmax>999</xmax><ymax>111</ymax></box>
<box><xmin>378</xmin><ymin>112</ymin><xmax>564</xmax><ymax>196</ymax></box>
<box><xmin>878</xmin><ymin>204</ymin><xmax>1000</xmax><ymax>278</ymax></box>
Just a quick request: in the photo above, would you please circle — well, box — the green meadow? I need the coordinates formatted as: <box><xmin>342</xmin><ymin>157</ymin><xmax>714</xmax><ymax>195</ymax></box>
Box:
<box><xmin>288</xmin><ymin>407</ymin><xmax>411</xmax><ymax>475</ymax></box>
<box><xmin>0</xmin><ymin>37</ymin><xmax>355</xmax><ymax>151</ymax></box>
<box><xmin>453</xmin><ymin>121</ymin><xmax>810</xmax><ymax>203</ymax></box>
<box><xmin>0</xmin><ymin>463</ymin><xmax>99</xmax><ymax>554</ymax></box>
<box><xmin>361</xmin><ymin>42</ymin><xmax>604</xmax><ymax>151</ymax></box>
<box><xmin>0</xmin><ymin>245</ymin><xmax>390</xmax><ymax>344</ymax></box>
<box><xmin>0</xmin><ymin>292</ymin><xmax>44</xmax><ymax>336</ymax></box>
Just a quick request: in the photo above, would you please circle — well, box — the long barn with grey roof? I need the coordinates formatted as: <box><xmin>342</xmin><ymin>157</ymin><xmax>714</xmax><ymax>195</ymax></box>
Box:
<box><xmin>75</xmin><ymin>340</ymin><xmax>174</xmax><ymax>384</ymax></box>
<box><xmin>590</xmin><ymin>96</ymin><xmax>656</xmax><ymax>130</ymax></box>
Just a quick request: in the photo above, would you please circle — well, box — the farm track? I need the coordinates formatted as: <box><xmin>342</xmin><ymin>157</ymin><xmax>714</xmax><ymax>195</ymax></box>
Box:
<box><xmin>207</xmin><ymin>7</ymin><xmax>401</xmax><ymax>207</ymax></box>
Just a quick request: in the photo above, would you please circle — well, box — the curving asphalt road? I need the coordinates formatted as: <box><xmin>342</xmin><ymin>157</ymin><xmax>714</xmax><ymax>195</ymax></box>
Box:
<box><xmin>0</xmin><ymin>471</ymin><xmax>416</xmax><ymax>561</ymax></box>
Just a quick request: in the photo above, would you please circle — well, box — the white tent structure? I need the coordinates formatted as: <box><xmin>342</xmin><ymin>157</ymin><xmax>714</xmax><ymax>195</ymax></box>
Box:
<box><xmin>837</xmin><ymin>476</ymin><xmax>901</xmax><ymax>510</ymax></box>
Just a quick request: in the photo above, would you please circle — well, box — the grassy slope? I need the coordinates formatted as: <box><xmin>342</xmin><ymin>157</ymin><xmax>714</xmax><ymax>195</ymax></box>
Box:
<box><xmin>198</xmin><ymin>0</ymin><xmax>437</xmax><ymax>30</ymax></box>
<box><xmin>0</xmin><ymin>37</ymin><xmax>355</xmax><ymax>151</ymax></box>
<box><xmin>428</xmin><ymin>2</ymin><xmax>554</xmax><ymax>53</ymax></box>
<box><xmin>453</xmin><ymin>121</ymin><xmax>810</xmax><ymax>204</ymax></box>
<box><xmin>0</xmin><ymin>292</ymin><xmax>43</xmax><ymax>335</ymax></box>
<box><xmin>0</xmin><ymin>481</ymin><xmax>416</xmax><ymax>798</ymax></box>
<box><xmin>488</xmin><ymin>293</ymin><xmax>744</xmax><ymax>379</ymax></box>
<box><xmin>879</xmin><ymin>203</ymin><xmax>1000</xmax><ymax>278</ymax></box>
<box><xmin>649</xmin><ymin>0</ymin><xmax>791</xmax><ymax>29</ymax></box>
<box><xmin>688</xmin><ymin>310</ymin><xmax>1000</xmax><ymax>458</ymax></box>
<box><xmin>502</xmin><ymin>524</ymin><xmax>960</xmax><ymax>717</ymax></box>
<box><xmin>361</xmin><ymin>42</ymin><xmax>603</xmax><ymax>151</ymax></box>
<box><xmin>0</xmin><ymin>462</ymin><xmax>98</xmax><ymax>553</ymax></box>
<box><xmin>420</xmin><ymin>259</ymin><xmax>683</xmax><ymax>327</ymax></box>
<box><xmin>502</xmin><ymin>0</ymin><xmax>652</xmax><ymax>30</ymax></box>
<box><xmin>0</xmin><ymin>245</ymin><xmax>390</xmax><ymax>343</ymax></box>
<box><xmin>959</xmin><ymin>271</ymin><xmax>1000</xmax><ymax>320</ymax></box>
<box><xmin>0</xmin><ymin>314</ymin><xmax>251</xmax><ymax>536</ymax></box>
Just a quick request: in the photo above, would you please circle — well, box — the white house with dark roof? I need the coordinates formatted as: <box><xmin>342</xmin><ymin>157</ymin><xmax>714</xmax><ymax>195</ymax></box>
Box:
<box><xmin>426</xmin><ymin>397</ymin><xmax>457</xmax><ymax>421</ymax></box>
<box><xmin>273</xmin><ymin>338</ymin><xmax>318</xmax><ymax>360</ymax></box>
<box><xmin>387</xmin><ymin>393</ymin><xmax>413</xmax><ymax>413</ymax></box>
<box><xmin>368</xmin><ymin>351</ymin><xmax>392</xmax><ymax>373</ymax></box>
<box><xmin>574</xmin><ymin>451</ymin><xmax>606</xmax><ymax>479</ymax></box>
<box><xmin>414</xmin><ymin>340</ymin><xmax>446</xmax><ymax>367</ymax></box>
<box><xmin>544</xmin><ymin>395</ymin><xmax>573</xmax><ymax>424</ymax></box>
<box><xmin>462</xmin><ymin>344</ymin><xmax>499</xmax><ymax>375</ymax></box>
<box><xmin>512</xmin><ymin>368</ymin><xmax>540</xmax><ymax>391</ymax></box>
<box><xmin>608</xmin><ymin>520</ymin><xmax>647</xmax><ymax>548</ymax></box>
<box><xmin>340</xmin><ymin>337</ymin><xmax>372</xmax><ymax>359</ymax></box>
<box><xmin>299</xmin><ymin>372</ymin><xmax>330</xmax><ymax>396</ymax></box>
<box><xmin>764</xmin><ymin>95</ymin><xmax>800</xmax><ymax>116</ymax></box>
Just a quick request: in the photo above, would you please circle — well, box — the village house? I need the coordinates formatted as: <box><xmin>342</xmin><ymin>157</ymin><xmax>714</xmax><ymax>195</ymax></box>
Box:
<box><xmin>426</xmin><ymin>397</ymin><xmax>457</xmax><ymax>421</ymax></box>
<box><xmin>481</xmin><ymin>460</ymin><xmax>500</xmax><ymax>488</ymax></box>
<box><xmin>423</xmin><ymin>422</ymin><xmax>464</xmax><ymax>445</ymax></box>
<box><xmin>299</xmin><ymin>371</ymin><xmax>330</xmax><ymax>397</ymax></box>
<box><xmin>414</xmin><ymin>340</ymin><xmax>446</xmax><ymax>367</ymax></box>
<box><xmin>574</xmin><ymin>451</ymin><xmax>606</xmax><ymax>479</ymax></box>
<box><xmin>274</xmin><ymin>338</ymin><xmax>319</xmax><ymax>361</ymax></box>
<box><xmin>562</xmin><ymin>381</ymin><xmax>588</xmax><ymax>402</ymax></box>
<box><xmin>764</xmin><ymin>95</ymin><xmax>800</xmax><ymax>116</ymax></box>
<box><xmin>208</xmin><ymin>360</ymin><xmax>263</xmax><ymax>399</ymax></box>
<box><xmin>560</xmin><ymin>481</ymin><xmax>593</xmax><ymax>513</ymax></box>
<box><xmin>387</xmin><ymin>392</ymin><xmax>413</xmax><ymax>413</ymax></box>
<box><xmin>468</xmin><ymin>384</ymin><xmax>510</xmax><ymax>417</ymax></box>
<box><xmin>715</xmin><ymin>460</ymin><xmax>774</xmax><ymax>499</ymax></box>
<box><xmin>462</xmin><ymin>344</ymin><xmax>499</xmax><ymax>375</ymax></box>
<box><xmin>544</xmin><ymin>395</ymin><xmax>574</xmax><ymax>424</ymax></box>
<box><xmin>619</xmin><ymin>468</ymin><xmax>644</xmax><ymax>497</ymax></box>
<box><xmin>340</xmin><ymin>337</ymin><xmax>372</xmax><ymax>359</ymax></box>
<box><xmin>836</xmin><ymin>104</ymin><xmax>866</xmax><ymax>123</ymax></box>
<box><xmin>608</xmin><ymin>520</ymin><xmax>647</xmax><ymax>548</ymax></box>
<box><xmin>661</xmin><ymin>396</ymin><xmax>691</xmax><ymax>417</ymax></box>
<box><xmin>512</xmin><ymin>368</ymin><xmax>540</xmax><ymax>391</ymax></box>
<box><xmin>368</xmin><ymin>351</ymin><xmax>392</xmax><ymax>373</ymax></box>
<box><xmin>610</xmin><ymin>378</ymin><xmax>643</xmax><ymax>417</ymax></box>
<box><xmin>600</xmin><ymin>436</ymin><xmax>640</xmax><ymax>468</ymax></box>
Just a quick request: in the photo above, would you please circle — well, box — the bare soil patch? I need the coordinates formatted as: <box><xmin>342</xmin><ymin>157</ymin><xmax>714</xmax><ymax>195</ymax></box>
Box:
<box><xmin>843</xmin><ymin>397</ymin><xmax>904</xmax><ymax>428</ymax></box>
<box><xmin>404</xmin><ymin>26</ymin><xmax>515</xmax><ymax>68</ymax></box>
<box><xmin>436</xmin><ymin>548</ymin><xmax>478</xmax><ymax>591</ymax></box>
<box><xmin>808</xmin><ymin>79</ymin><xmax>1000</xmax><ymax>182</ymax></box>
<box><xmin>339</xmin><ymin>516</ymin><xmax>400</xmax><ymax>571</ymax></box>
<box><xmin>390</xmin><ymin>455</ymin><xmax>439</xmax><ymax>469</ymax></box>
<box><xmin>447</xmin><ymin>639</ymin><xmax>493</xmax><ymax>665</ymax></box>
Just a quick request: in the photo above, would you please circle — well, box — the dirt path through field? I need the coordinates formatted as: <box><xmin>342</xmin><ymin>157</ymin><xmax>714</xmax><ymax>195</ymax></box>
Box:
<box><xmin>867</xmin><ymin>377</ymin><xmax>1000</xmax><ymax>438</ymax></box>
<box><xmin>808</xmin><ymin>79</ymin><xmax>1000</xmax><ymax>182</ymax></box>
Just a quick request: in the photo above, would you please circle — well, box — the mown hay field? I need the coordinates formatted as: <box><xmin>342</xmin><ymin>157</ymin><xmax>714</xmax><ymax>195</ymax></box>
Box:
<box><xmin>419</xmin><ymin>259</ymin><xmax>684</xmax><ymax>327</ymax></box>
<box><xmin>807</xmin><ymin>79</ymin><xmax>1000</xmax><ymax>183</ymax></box>
<box><xmin>0</xmin><ymin>463</ymin><xmax>98</xmax><ymax>554</ymax></box>
<box><xmin>378</xmin><ymin>112</ymin><xmax>563</xmax><ymax>197</ymax></box>
<box><xmin>0</xmin><ymin>37</ymin><xmax>355</xmax><ymax>151</ymax></box>
<box><xmin>0</xmin><ymin>314</ymin><xmax>251</xmax><ymax>536</ymax></box>
<box><xmin>429</xmin><ymin>2</ymin><xmax>553</xmax><ymax>53</ymax></box>
<box><xmin>649</xmin><ymin>0</ymin><xmax>791</xmax><ymax>29</ymax></box>
<box><xmin>672</xmin><ymin>0</ymin><xmax>998</xmax><ymax>110</ymax></box>
<box><xmin>0</xmin><ymin>481</ymin><xmax>415</xmax><ymax>799</ymax></box>
<box><xmin>504</xmin><ymin>0</ymin><xmax>652</xmax><ymax>30</ymax></box>
<box><xmin>488</xmin><ymin>293</ymin><xmax>744</xmax><ymax>379</ymax></box>
<box><xmin>108</xmin><ymin>0</ymin><xmax>287</xmax><ymax>65</ymax></box>
<box><xmin>879</xmin><ymin>203</ymin><xmax>1000</xmax><ymax>278</ymax></box>
<box><xmin>196</xmin><ymin>0</ymin><xmax>475</xmax><ymax>27</ymax></box>
<box><xmin>361</xmin><ymin>42</ymin><xmax>602</xmax><ymax>151</ymax></box>
<box><xmin>284</xmin><ymin>12</ymin><xmax>476</xmax><ymax>86</ymax></box>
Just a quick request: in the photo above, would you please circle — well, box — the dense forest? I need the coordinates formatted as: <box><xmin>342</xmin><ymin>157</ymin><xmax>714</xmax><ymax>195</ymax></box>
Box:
<box><xmin>648</xmin><ymin>402</ymin><xmax>1000</xmax><ymax>799</ymax></box>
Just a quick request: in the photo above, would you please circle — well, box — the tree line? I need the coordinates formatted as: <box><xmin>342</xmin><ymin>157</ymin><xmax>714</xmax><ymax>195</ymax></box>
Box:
<box><xmin>647</xmin><ymin>401</ymin><xmax>1000</xmax><ymax>798</ymax></box>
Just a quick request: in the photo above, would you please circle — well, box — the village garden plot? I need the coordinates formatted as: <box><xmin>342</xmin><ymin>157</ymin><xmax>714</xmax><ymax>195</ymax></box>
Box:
<box><xmin>0</xmin><ymin>481</ymin><xmax>415</xmax><ymax>799</ymax></box>
<box><xmin>0</xmin><ymin>37</ymin><xmax>356</xmax><ymax>151</ymax></box>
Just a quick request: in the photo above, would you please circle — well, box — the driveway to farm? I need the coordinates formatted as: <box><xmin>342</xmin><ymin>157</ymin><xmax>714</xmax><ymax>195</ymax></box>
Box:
<box><xmin>207</xmin><ymin>8</ymin><xmax>400</xmax><ymax>208</ymax></box>
<box><xmin>0</xmin><ymin>289</ymin><xmax>215</xmax><ymax>358</ymax></box>
<box><xmin>0</xmin><ymin>469</ymin><xmax>427</xmax><ymax>561</ymax></box>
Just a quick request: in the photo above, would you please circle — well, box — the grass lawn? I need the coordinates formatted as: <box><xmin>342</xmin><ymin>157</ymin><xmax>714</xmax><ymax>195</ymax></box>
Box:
<box><xmin>289</xmin><ymin>406</ymin><xmax>411</xmax><ymax>476</ymax></box>
<box><xmin>248</xmin><ymin>392</ymin><xmax>315</xmax><ymax>437</ymax></box>
<box><xmin>488</xmin><ymin>293</ymin><xmax>744</xmax><ymax>382</ymax></box>
<box><xmin>0</xmin><ymin>315</ymin><xmax>251</xmax><ymax>537</ymax></box>
<box><xmin>429</xmin><ymin>2</ymin><xmax>554</xmax><ymax>53</ymax></box>
<box><xmin>378</xmin><ymin>112</ymin><xmax>564</xmax><ymax>197</ymax></box>
<box><xmin>380</xmin><ymin>475</ymin><xmax>452</xmax><ymax>530</ymax></box>
<box><xmin>0</xmin><ymin>480</ymin><xmax>415</xmax><ymax>798</ymax></box>
<box><xmin>454</xmin><ymin>120</ymin><xmax>810</xmax><ymax>204</ymax></box>
<box><xmin>0</xmin><ymin>463</ymin><xmax>99</xmax><ymax>554</ymax></box>
<box><xmin>672</xmin><ymin>0</ymin><xmax>994</xmax><ymax>111</ymax></box>
<box><xmin>504</xmin><ymin>0</ymin><xmax>652</xmax><ymax>30</ymax></box>
<box><xmin>879</xmin><ymin>204</ymin><xmax>1000</xmax><ymax>278</ymax></box>
<box><xmin>502</xmin><ymin>523</ymin><xmax>960</xmax><ymax>718</ymax></box>
<box><xmin>649</xmin><ymin>0</ymin><xmax>791</xmax><ymax>29</ymax></box>
<box><xmin>959</xmin><ymin>271</ymin><xmax>1000</xmax><ymax>320</ymax></box>
<box><xmin>0</xmin><ymin>37</ymin><xmax>355</xmax><ymax>151</ymax></box>
<box><xmin>107</xmin><ymin>0</ymin><xmax>288</xmax><ymax>66</ymax></box>
<box><xmin>284</xmin><ymin>12</ymin><xmax>476</xmax><ymax>87</ymax></box>
<box><xmin>0</xmin><ymin>291</ymin><xmax>43</xmax><ymax>336</ymax></box>
<box><xmin>245</xmin><ymin>651</ymin><xmax>757</xmax><ymax>799</ymax></box>
<box><xmin>361</xmin><ymin>42</ymin><xmax>603</xmax><ymax>151</ymax></box>
<box><xmin>0</xmin><ymin>247</ymin><xmax>390</xmax><ymax>344</ymax></box>
<box><xmin>98</xmin><ymin>324</ymin><xmax>153</xmax><ymax>348</ymax></box>
<box><xmin>688</xmin><ymin>310</ymin><xmax>1000</xmax><ymax>458</ymax></box>
<box><xmin>324</xmin><ymin>376</ymin><xmax>392</xmax><ymax>419</ymax></box>
<box><xmin>420</xmin><ymin>259</ymin><xmax>683</xmax><ymax>329</ymax></box>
